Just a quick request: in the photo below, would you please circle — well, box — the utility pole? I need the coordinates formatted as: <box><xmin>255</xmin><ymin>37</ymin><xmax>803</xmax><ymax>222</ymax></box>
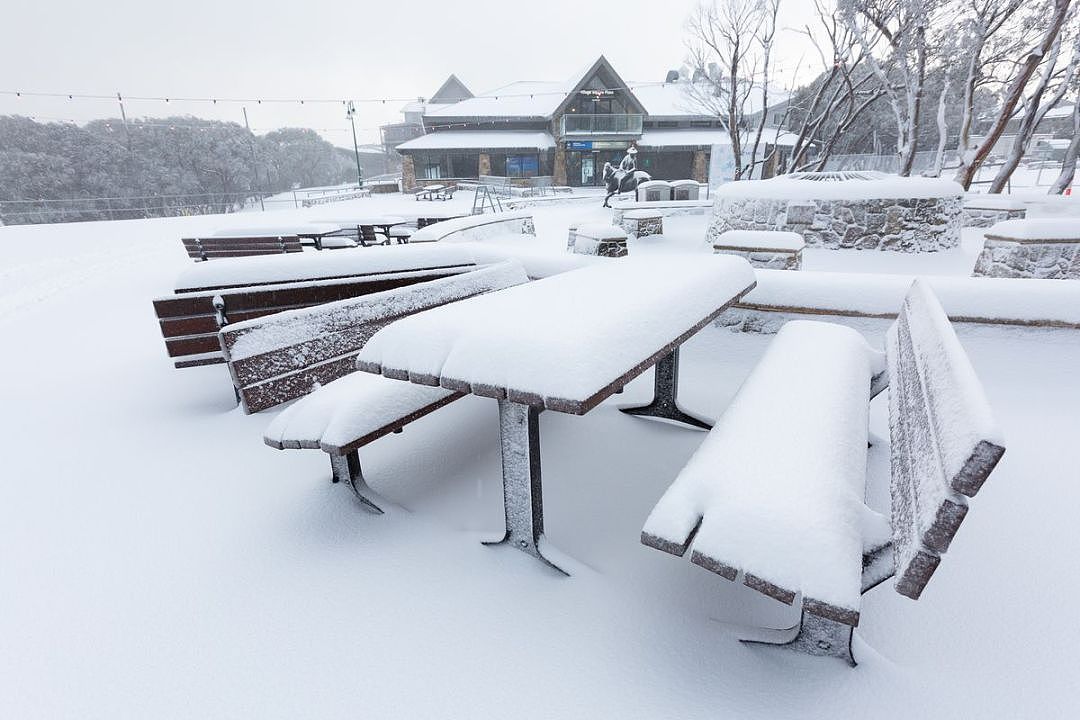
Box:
<box><xmin>242</xmin><ymin>106</ymin><xmax>265</xmax><ymax>211</ymax></box>
<box><xmin>346</xmin><ymin>101</ymin><xmax>363</xmax><ymax>188</ymax></box>
<box><xmin>117</xmin><ymin>92</ymin><xmax>133</xmax><ymax>158</ymax></box>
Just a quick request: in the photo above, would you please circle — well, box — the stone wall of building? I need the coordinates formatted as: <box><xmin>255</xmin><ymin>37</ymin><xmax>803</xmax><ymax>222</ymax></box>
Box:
<box><xmin>706</xmin><ymin>195</ymin><xmax>963</xmax><ymax>252</ymax></box>
<box><xmin>972</xmin><ymin>238</ymin><xmax>1080</xmax><ymax>279</ymax></box>
<box><xmin>692</xmin><ymin>150</ymin><xmax>708</xmax><ymax>183</ymax></box>
<box><xmin>962</xmin><ymin>207</ymin><xmax>1026</xmax><ymax>228</ymax></box>
<box><xmin>401</xmin><ymin>155</ymin><xmax>417</xmax><ymax>192</ymax></box>
<box><xmin>478</xmin><ymin>153</ymin><xmax>491</xmax><ymax>177</ymax></box>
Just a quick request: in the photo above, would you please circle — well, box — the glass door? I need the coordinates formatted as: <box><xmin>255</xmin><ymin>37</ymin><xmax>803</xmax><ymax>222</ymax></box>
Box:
<box><xmin>581</xmin><ymin>155</ymin><xmax>595</xmax><ymax>186</ymax></box>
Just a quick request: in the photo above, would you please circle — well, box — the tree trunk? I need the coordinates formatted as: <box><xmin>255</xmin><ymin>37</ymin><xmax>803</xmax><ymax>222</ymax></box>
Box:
<box><xmin>953</xmin><ymin>0</ymin><xmax>1072</xmax><ymax>189</ymax></box>
<box><xmin>1050</xmin><ymin>103</ymin><xmax>1080</xmax><ymax>193</ymax></box>
<box><xmin>928</xmin><ymin>79</ymin><xmax>950</xmax><ymax>177</ymax></box>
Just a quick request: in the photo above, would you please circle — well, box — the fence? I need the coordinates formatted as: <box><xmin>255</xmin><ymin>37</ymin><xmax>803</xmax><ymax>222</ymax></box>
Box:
<box><xmin>0</xmin><ymin>183</ymin><xmax>381</xmax><ymax>226</ymax></box>
<box><xmin>822</xmin><ymin>151</ymin><xmax>1066</xmax><ymax>189</ymax></box>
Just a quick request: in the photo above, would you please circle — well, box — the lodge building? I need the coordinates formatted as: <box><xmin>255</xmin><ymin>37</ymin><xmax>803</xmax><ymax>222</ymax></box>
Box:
<box><xmin>384</xmin><ymin>56</ymin><xmax>794</xmax><ymax>189</ymax></box>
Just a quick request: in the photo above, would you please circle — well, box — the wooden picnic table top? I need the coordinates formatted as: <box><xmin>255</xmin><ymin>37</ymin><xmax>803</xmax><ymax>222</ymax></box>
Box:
<box><xmin>356</xmin><ymin>255</ymin><xmax>757</xmax><ymax>414</ymax></box>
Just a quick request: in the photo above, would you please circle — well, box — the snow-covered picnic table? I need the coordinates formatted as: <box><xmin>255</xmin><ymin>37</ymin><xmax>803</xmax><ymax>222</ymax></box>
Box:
<box><xmin>356</xmin><ymin>255</ymin><xmax>757</xmax><ymax>572</ymax></box>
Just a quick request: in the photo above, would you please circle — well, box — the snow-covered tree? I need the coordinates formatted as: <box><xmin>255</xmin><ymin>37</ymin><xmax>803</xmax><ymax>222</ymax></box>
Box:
<box><xmin>839</xmin><ymin>0</ymin><xmax>943</xmax><ymax>177</ymax></box>
<box><xmin>684</xmin><ymin>0</ymin><xmax>780</xmax><ymax>179</ymax></box>
<box><xmin>951</xmin><ymin>0</ymin><xmax>1074</xmax><ymax>189</ymax></box>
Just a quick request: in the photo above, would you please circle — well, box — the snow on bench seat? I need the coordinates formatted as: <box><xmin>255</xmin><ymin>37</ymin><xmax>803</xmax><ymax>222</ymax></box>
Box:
<box><xmin>356</xmin><ymin>255</ymin><xmax>756</xmax><ymax>414</ymax></box>
<box><xmin>173</xmin><ymin>243</ymin><xmax>480</xmax><ymax>292</ymax></box>
<box><xmin>264</xmin><ymin>372</ymin><xmax>460</xmax><ymax>455</ymax></box>
<box><xmin>731</xmin><ymin>270</ymin><xmax>1080</xmax><ymax>329</ymax></box>
<box><xmin>642</xmin><ymin>320</ymin><xmax>886</xmax><ymax>624</ymax></box>
<box><xmin>263</xmin><ymin>372</ymin><xmax>463</xmax><ymax>512</ymax></box>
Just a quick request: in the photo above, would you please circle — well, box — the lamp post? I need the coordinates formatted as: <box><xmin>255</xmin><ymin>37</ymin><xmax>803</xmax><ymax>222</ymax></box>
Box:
<box><xmin>346</xmin><ymin>101</ymin><xmax>363</xmax><ymax>188</ymax></box>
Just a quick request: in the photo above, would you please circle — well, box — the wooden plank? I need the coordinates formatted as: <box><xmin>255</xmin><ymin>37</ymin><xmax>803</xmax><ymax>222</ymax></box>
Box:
<box><xmin>239</xmin><ymin>355</ymin><xmax>359</xmax><ymax>414</ymax></box>
<box><xmin>323</xmin><ymin>391</ymin><xmax>465</xmax><ymax>455</ymax></box>
<box><xmin>165</xmin><ymin>334</ymin><xmax>222</xmax><ymax>358</ymax></box>
<box><xmin>173</xmin><ymin>263</ymin><xmax>474</xmax><ymax>293</ymax></box>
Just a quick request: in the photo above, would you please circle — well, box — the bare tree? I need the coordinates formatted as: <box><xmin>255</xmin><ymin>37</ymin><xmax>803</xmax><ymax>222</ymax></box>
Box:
<box><xmin>952</xmin><ymin>0</ymin><xmax>1073</xmax><ymax>189</ymax></box>
<box><xmin>840</xmin><ymin>0</ymin><xmax>940</xmax><ymax>176</ymax></box>
<box><xmin>781</xmin><ymin>0</ymin><xmax>887</xmax><ymax>173</ymax></box>
<box><xmin>1050</xmin><ymin>100</ymin><xmax>1080</xmax><ymax>192</ymax></box>
<box><xmin>685</xmin><ymin>0</ymin><xmax>771</xmax><ymax>179</ymax></box>
<box><xmin>989</xmin><ymin>27</ymin><xmax>1080</xmax><ymax>191</ymax></box>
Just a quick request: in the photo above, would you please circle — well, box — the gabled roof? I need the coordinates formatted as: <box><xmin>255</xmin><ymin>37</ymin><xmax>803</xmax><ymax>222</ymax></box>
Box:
<box><xmin>430</xmin><ymin>75</ymin><xmax>473</xmax><ymax>104</ymax></box>
<box><xmin>426</xmin><ymin>57</ymin><xmax>648</xmax><ymax>120</ymax></box>
<box><xmin>551</xmin><ymin>55</ymin><xmax>647</xmax><ymax>118</ymax></box>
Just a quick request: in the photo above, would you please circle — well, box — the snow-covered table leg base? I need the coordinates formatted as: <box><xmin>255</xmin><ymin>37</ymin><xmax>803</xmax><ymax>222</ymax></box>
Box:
<box><xmin>329</xmin><ymin>452</ymin><xmax>386</xmax><ymax>514</ymax></box>
<box><xmin>484</xmin><ymin>400</ymin><xmax>569</xmax><ymax>576</ymax></box>
<box><xmin>740</xmin><ymin>610</ymin><xmax>856</xmax><ymax>666</ymax></box>
<box><xmin>619</xmin><ymin>349</ymin><xmax>712</xmax><ymax>430</ymax></box>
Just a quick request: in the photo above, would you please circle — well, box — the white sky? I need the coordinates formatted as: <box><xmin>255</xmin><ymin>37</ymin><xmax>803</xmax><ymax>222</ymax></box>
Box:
<box><xmin>0</xmin><ymin>0</ymin><xmax>825</xmax><ymax>148</ymax></box>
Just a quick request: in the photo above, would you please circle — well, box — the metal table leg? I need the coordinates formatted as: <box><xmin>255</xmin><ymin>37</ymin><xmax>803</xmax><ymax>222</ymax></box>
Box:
<box><xmin>483</xmin><ymin>400</ymin><xmax>568</xmax><ymax>575</ymax></box>
<box><xmin>619</xmin><ymin>348</ymin><xmax>712</xmax><ymax>430</ymax></box>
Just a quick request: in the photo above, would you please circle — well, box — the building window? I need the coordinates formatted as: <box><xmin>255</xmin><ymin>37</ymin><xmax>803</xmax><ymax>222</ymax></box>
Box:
<box><xmin>689</xmin><ymin>120</ymin><xmax>712</xmax><ymax>128</ymax></box>
<box><xmin>657</xmin><ymin>121</ymin><xmax>679</xmax><ymax>128</ymax></box>
<box><xmin>505</xmin><ymin>154</ymin><xmax>540</xmax><ymax>177</ymax></box>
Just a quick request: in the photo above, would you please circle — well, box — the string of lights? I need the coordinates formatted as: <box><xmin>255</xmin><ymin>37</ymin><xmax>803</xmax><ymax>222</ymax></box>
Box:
<box><xmin>0</xmin><ymin>79</ymin><xmax>687</xmax><ymax>107</ymax></box>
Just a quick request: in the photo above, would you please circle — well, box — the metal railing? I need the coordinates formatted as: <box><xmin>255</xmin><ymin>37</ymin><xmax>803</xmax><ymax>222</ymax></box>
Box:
<box><xmin>560</xmin><ymin>113</ymin><xmax>643</xmax><ymax>136</ymax></box>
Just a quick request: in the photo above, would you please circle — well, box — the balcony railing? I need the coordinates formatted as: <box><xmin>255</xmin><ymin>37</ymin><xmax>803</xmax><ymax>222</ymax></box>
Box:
<box><xmin>560</xmin><ymin>113</ymin><xmax>643</xmax><ymax>136</ymax></box>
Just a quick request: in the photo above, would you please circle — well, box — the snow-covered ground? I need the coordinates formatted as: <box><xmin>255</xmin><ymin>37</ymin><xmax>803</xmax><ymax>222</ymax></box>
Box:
<box><xmin>2</xmin><ymin>193</ymin><xmax>1078</xmax><ymax>718</ymax></box>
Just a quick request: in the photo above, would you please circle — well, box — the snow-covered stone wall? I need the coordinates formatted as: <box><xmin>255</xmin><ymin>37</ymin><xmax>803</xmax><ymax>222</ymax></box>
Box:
<box><xmin>973</xmin><ymin>238</ymin><xmax>1080</xmax><ymax>279</ymax></box>
<box><xmin>705</xmin><ymin>174</ymin><xmax>963</xmax><ymax>252</ymax></box>
<box><xmin>707</xmin><ymin>195</ymin><xmax>962</xmax><ymax>252</ymax></box>
<box><xmin>963</xmin><ymin>207</ymin><xmax>1026</xmax><ymax>228</ymax></box>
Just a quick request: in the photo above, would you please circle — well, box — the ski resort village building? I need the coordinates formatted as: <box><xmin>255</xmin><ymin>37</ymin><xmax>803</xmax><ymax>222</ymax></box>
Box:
<box><xmin>384</xmin><ymin>57</ymin><xmax>795</xmax><ymax>189</ymax></box>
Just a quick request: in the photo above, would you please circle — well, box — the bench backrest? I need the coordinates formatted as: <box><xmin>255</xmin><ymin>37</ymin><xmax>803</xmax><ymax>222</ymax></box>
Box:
<box><xmin>182</xmin><ymin>235</ymin><xmax>304</xmax><ymax>261</ymax></box>
<box><xmin>152</xmin><ymin>265</ymin><xmax>477</xmax><ymax>368</ymax></box>
<box><xmin>886</xmin><ymin>279</ymin><xmax>1005</xmax><ymax>600</ymax></box>
<box><xmin>219</xmin><ymin>260</ymin><xmax>530</xmax><ymax>413</ymax></box>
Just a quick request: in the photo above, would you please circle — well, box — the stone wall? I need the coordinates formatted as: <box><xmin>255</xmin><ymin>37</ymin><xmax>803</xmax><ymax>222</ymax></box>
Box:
<box><xmin>706</xmin><ymin>195</ymin><xmax>963</xmax><ymax>252</ymax></box>
<box><xmin>972</xmin><ymin>238</ymin><xmax>1080</xmax><ymax>279</ymax></box>
<box><xmin>401</xmin><ymin>155</ymin><xmax>417</xmax><ymax>192</ymax></box>
<box><xmin>962</xmin><ymin>207</ymin><xmax>1026</xmax><ymax>228</ymax></box>
<box><xmin>692</xmin><ymin>150</ymin><xmax>708</xmax><ymax>183</ymax></box>
<box><xmin>714</xmin><ymin>247</ymin><xmax>802</xmax><ymax>270</ymax></box>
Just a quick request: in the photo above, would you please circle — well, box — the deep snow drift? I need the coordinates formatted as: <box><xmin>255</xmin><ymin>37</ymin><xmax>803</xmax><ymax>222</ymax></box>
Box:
<box><xmin>1</xmin><ymin>195</ymin><xmax>1078</xmax><ymax>719</ymax></box>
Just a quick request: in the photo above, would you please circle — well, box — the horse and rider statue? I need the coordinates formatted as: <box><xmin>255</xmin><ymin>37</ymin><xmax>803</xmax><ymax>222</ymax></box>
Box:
<box><xmin>602</xmin><ymin>146</ymin><xmax>651</xmax><ymax>207</ymax></box>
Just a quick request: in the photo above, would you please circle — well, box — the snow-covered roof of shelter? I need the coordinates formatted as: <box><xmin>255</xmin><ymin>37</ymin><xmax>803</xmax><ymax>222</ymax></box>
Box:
<box><xmin>639</xmin><ymin>128</ymin><xmax>798</xmax><ymax>147</ymax></box>
<box><xmin>425</xmin><ymin>81</ymin><xmax>569</xmax><ymax>118</ymax></box>
<box><xmin>396</xmin><ymin>131</ymin><xmax>556</xmax><ymax>151</ymax></box>
<box><xmin>630</xmin><ymin>81</ymin><xmax>789</xmax><ymax>118</ymax></box>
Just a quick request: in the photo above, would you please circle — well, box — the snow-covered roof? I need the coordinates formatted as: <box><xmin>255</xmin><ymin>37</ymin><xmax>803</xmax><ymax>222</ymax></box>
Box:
<box><xmin>639</xmin><ymin>128</ymin><xmax>798</xmax><ymax>148</ymax></box>
<box><xmin>396</xmin><ymin>131</ymin><xmax>556</xmax><ymax>151</ymax></box>
<box><xmin>425</xmin><ymin>81</ymin><xmax>569</xmax><ymax>118</ymax></box>
<box><xmin>631</xmin><ymin>81</ymin><xmax>789</xmax><ymax>119</ymax></box>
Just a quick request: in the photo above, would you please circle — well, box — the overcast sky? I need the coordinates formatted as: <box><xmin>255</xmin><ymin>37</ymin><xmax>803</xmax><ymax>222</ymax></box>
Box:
<box><xmin>1</xmin><ymin>0</ymin><xmax>824</xmax><ymax>147</ymax></box>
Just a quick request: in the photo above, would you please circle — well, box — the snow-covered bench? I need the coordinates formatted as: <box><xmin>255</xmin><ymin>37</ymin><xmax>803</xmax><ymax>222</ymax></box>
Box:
<box><xmin>181</xmin><ymin>234</ymin><xmax>304</xmax><ymax>262</ymax></box>
<box><xmin>263</xmin><ymin>372</ymin><xmax>463</xmax><ymax>512</ymax></box>
<box><xmin>220</xmin><ymin>260</ymin><xmax>530</xmax><ymax>413</ymax></box>
<box><xmin>152</xmin><ymin>245</ymin><xmax>482</xmax><ymax>369</ymax></box>
<box><xmin>713</xmin><ymin>230</ymin><xmax>805</xmax><ymax>270</ymax></box>
<box><xmin>642</xmin><ymin>280</ymin><xmax>1005</xmax><ymax>665</ymax></box>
